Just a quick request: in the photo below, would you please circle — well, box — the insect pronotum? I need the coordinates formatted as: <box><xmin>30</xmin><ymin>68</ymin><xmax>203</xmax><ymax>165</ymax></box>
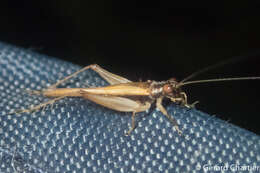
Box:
<box><xmin>12</xmin><ymin>64</ymin><xmax>260</xmax><ymax>136</ymax></box>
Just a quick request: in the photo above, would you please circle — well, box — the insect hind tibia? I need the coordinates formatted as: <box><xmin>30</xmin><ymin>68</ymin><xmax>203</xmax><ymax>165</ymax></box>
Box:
<box><xmin>25</xmin><ymin>89</ymin><xmax>43</xmax><ymax>96</ymax></box>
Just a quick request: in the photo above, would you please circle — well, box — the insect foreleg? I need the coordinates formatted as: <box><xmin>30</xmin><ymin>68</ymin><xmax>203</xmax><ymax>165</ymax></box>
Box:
<box><xmin>179</xmin><ymin>92</ymin><xmax>199</xmax><ymax>108</ymax></box>
<box><xmin>180</xmin><ymin>92</ymin><xmax>188</xmax><ymax>105</ymax></box>
<box><xmin>156</xmin><ymin>97</ymin><xmax>182</xmax><ymax>135</ymax></box>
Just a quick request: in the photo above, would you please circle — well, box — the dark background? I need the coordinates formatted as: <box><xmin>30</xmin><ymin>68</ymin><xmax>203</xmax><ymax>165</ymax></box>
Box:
<box><xmin>0</xmin><ymin>1</ymin><xmax>259</xmax><ymax>134</ymax></box>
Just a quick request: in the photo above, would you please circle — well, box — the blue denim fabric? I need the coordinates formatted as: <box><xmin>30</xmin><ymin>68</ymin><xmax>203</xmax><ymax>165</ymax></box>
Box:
<box><xmin>0</xmin><ymin>42</ymin><xmax>259</xmax><ymax>173</ymax></box>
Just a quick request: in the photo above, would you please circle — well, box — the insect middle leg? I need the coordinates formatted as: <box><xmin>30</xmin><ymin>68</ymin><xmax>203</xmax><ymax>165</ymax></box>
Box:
<box><xmin>126</xmin><ymin>102</ymin><xmax>152</xmax><ymax>136</ymax></box>
<box><xmin>126</xmin><ymin>112</ymin><xmax>136</xmax><ymax>136</ymax></box>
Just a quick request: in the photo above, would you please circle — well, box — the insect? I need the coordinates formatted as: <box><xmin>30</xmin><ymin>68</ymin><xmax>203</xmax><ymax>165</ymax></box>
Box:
<box><xmin>12</xmin><ymin>63</ymin><xmax>260</xmax><ymax>136</ymax></box>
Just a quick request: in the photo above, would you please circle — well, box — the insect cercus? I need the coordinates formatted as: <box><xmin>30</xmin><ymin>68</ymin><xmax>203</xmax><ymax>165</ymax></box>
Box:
<box><xmin>14</xmin><ymin>64</ymin><xmax>260</xmax><ymax>136</ymax></box>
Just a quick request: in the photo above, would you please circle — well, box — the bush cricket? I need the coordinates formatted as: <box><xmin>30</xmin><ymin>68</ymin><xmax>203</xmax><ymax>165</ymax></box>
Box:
<box><xmin>12</xmin><ymin>64</ymin><xmax>260</xmax><ymax>136</ymax></box>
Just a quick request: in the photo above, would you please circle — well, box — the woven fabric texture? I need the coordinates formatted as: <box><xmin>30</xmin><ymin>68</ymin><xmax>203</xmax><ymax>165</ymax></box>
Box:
<box><xmin>0</xmin><ymin>42</ymin><xmax>259</xmax><ymax>173</ymax></box>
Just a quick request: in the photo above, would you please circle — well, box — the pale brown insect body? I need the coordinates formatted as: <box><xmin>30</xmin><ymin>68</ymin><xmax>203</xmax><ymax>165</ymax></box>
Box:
<box><xmin>13</xmin><ymin>64</ymin><xmax>260</xmax><ymax>136</ymax></box>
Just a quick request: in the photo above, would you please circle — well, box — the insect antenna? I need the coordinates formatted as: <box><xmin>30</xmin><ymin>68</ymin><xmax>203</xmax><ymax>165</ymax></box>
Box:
<box><xmin>178</xmin><ymin>76</ymin><xmax>260</xmax><ymax>87</ymax></box>
<box><xmin>180</xmin><ymin>53</ymin><xmax>260</xmax><ymax>83</ymax></box>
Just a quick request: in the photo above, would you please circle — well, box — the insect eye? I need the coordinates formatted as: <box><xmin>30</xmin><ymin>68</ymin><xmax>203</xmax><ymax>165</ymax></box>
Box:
<box><xmin>169</xmin><ymin>77</ymin><xmax>177</xmax><ymax>82</ymax></box>
<box><xmin>163</xmin><ymin>84</ymin><xmax>173</xmax><ymax>94</ymax></box>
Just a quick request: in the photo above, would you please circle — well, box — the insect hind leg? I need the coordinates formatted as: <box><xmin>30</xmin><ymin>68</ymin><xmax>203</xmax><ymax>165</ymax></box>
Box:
<box><xmin>47</xmin><ymin>64</ymin><xmax>132</xmax><ymax>90</ymax></box>
<box><xmin>24</xmin><ymin>89</ymin><xmax>43</xmax><ymax>96</ymax></box>
<box><xmin>47</xmin><ymin>65</ymin><xmax>98</xmax><ymax>89</ymax></box>
<box><xmin>12</xmin><ymin>96</ymin><xmax>66</xmax><ymax>115</ymax></box>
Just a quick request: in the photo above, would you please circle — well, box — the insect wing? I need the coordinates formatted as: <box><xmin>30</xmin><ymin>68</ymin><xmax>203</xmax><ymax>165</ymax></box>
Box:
<box><xmin>80</xmin><ymin>82</ymin><xmax>151</xmax><ymax>96</ymax></box>
<box><xmin>82</xmin><ymin>92</ymin><xmax>142</xmax><ymax>112</ymax></box>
